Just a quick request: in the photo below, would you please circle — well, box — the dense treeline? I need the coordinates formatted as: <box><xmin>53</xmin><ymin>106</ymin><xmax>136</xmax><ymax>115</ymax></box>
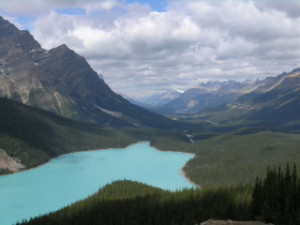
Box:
<box><xmin>19</xmin><ymin>181</ymin><xmax>252</xmax><ymax>225</ymax></box>
<box><xmin>20</xmin><ymin>165</ymin><xmax>300</xmax><ymax>225</ymax></box>
<box><xmin>0</xmin><ymin>97</ymin><xmax>194</xmax><ymax>173</ymax></box>
<box><xmin>0</xmin><ymin>98</ymin><xmax>143</xmax><ymax>171</ymax></box>
<box><xmin>252</xmin><ymin>164</ymin><xmax>300</xmax><ymax>224</ymax></box>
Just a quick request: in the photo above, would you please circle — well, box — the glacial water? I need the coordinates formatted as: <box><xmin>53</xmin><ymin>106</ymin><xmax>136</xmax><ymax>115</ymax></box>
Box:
<box><xmin>0</xmin><ymin>142</ymin><xmax>194</xmax><ymax>225</ymax></box>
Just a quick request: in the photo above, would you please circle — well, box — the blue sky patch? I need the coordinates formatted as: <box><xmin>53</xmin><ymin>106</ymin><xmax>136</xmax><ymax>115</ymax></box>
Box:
<box><xmin>125</xmin><ymin>0</ymin><xmax>168</xmax><ymax>11</ymax></box>
<box><xmin>16</xmin><ymin>16</ymin><xmax>35</xmax><ymax>30</ymax></box>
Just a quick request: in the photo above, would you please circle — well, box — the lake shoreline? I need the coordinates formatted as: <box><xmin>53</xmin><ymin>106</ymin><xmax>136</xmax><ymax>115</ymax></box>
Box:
<box><xmin>0</xmin><ymin>141</ymin><xmax>199</xmax><ymax>190</ymax></box>
<box><xmin>180</xmin><ymin>168</ymin><xmax>201</xmax><ymax>189</ymax></box>
<box><xmin>149</xmin><ymin>144</ymin><xmax>199</xmax><ymax>189</ymax></box>
<box><xmin>1</xmin><ymin>141</ymin><xmax>198</xmax><ymax>225</ymax></box>
<box><xmin>0</xmin><ymin>141</ymin><xmax>143</xmax><ymax>177</ymax></box>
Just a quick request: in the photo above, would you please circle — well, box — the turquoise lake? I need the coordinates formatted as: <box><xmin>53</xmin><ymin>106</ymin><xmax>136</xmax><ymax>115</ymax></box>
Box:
<box><xmin>0</xmin><ymin>142</ymin><xmax>194</xmax><ymax>225</ymax></box>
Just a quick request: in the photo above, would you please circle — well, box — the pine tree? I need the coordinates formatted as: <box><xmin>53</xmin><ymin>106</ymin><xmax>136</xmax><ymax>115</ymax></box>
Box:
<box><xmin>252</xmin><ymin>178</ymin><xmax>263</xmax><ymax>218</ymax></box>
<box><xmin>252</xmin><ymin>164</ymin><xmax>300</xmax><ymax>225</ymax></box>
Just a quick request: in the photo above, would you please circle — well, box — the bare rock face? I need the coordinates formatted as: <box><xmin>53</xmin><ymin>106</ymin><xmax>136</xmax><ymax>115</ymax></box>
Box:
<box><xmin>0</xmin><ymin>149</ymin><xmax>25</xmax><ymax>172</ymax></box>
<box><xmin>0</xmin><ymin>16</ymin><xmax>189</xmax><ymax>130</ymax></box>
<box><xmin>0</xmin><ymin>17</ymin><xmax>42</xmax><ymax>103</ymax></box>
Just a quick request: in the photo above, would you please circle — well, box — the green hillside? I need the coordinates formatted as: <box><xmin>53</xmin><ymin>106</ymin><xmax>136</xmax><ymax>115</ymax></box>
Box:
<box><xmin>149</xmin><ymin>131</ymin><xmax>300</xmax><ymax>188</ymax></box>
<box><xmin>0</xmin><ymin>97</ymin><xmax>140</xmax><ymax>173</ymax></box>
<box><xmin>0</xmin><ymin>97</ymin><xmax>193</xmax><ymax>175</ymax></box>
<box><xmin>19</xmin><ymin>180</ymin><xmax>252</xmax><ymax>225</ymax></box>
<box><xmin>20</xmin><ymin>165</ymin><xmax>300</xmax><ymax>225</ymax></box>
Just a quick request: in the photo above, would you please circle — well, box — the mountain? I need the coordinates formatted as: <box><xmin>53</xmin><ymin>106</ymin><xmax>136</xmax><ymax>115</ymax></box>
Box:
<box><xmin>0</xmin><ymin>16</ymin><xmax>194</xmax><ymax>130</ymax></box>
<box><xmin>153</xmin><ymin>80</ymin><xmax>251</xmax><ymax>115</ymax></box>
<box><xmin>198</xmin><ymin>80</ymin><xmax>252</xmax><ymax>91</ymax></box>
<box><xmin>231</xmin><ymin>68</ymin><xmax>300</xmax><ymax>126</ymax></box>
<box><xmin>150</xmin><ymin>68</ymin><xmax>300</xmax><ymax>130</ymax></box>
<box><xmin>190</xmin><ymin>68</ymin><xmax>300</xmax><ymax>129</ymax></box>
<box><xmin>132</xmin><ymin>89</ymin><xmax>183</xmax><ymax>107</ymax></box>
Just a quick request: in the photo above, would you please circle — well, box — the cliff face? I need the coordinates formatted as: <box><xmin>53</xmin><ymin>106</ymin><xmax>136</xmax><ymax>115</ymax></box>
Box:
<box><xmin>0</xmin><ymin>16</ymin><xmax>191</xmax><ymax>130</ymax></box>
<box><xmin>0</xmin><ymin>17</ymin><xmax>42</xmax><ymax>103</ymax></box>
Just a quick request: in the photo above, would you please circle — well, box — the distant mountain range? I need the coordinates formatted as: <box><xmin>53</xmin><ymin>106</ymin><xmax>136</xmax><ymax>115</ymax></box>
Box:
<box><xmin>152</xmin><ymin>80</ymin><xmax>253</xmax><ymax>115</ymax></box>
<box><xmin>228</xmin><ymin>68</ymin><xmax>300</xmax><ymax>126</ymax></box>
<box><xmin>0</xmin><ymin>16</ymin><xmax>197</xmax><ymax>131</ymax></box>
<box><xmin>151</xmin><ymin>68</ymin><xmax>300</xmax><ymax>129</ymax></box>
<box><xmin>130</xmin><ymin>89</ymin><xmax>183</xmax><ymax>107</ymax></box>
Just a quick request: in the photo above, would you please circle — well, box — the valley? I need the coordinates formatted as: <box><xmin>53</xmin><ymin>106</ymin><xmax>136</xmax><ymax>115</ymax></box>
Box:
<box><xmin>0</xmin><ymin>7</ymin><xmax>300</xmax><ymax>225</ymax></box>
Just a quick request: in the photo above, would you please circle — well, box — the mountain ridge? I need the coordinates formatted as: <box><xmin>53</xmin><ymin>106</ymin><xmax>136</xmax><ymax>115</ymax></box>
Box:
<box><xmin>153</xmin><ymin>80</ymin><xmax>249</xmax><ymax>115</ymax></box>
<box><xmin>149</xmin><ymin>68</ymin><xmax>300</xmax><ymax>130</ymax></box>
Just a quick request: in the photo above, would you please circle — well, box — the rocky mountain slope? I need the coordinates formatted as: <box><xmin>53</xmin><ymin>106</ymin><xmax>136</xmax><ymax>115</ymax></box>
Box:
<box><xmin>183</xmin><ymin>68</ymin><xmax>300</xmax><ymax>128</ymax></box>
<box><xmin>151</xmin><ymin>68</ymin><xmax>300</xmax><ymax>129</ymax></box>
<box><xmin>0</xmin><ymin>16</ymin><xmax>194</xmax><ymax>130</ymax></box>
<box><xmin>231</xmin><ymin>68</ymin><xmax>300</xmax><ymax>126</ymax></box>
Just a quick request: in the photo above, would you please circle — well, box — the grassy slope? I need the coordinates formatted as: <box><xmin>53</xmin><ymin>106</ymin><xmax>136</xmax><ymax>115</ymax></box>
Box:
<box><xmin>20</xmin><ymin>180</ymin><xmax>252</xmax><ymax>225</ymax></box>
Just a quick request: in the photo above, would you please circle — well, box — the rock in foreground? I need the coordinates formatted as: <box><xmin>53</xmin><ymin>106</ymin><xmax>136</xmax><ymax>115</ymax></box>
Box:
<box><xmin>201</xmin><ymin>220</ymin><xmax>270</xmax><ymax>225</ymax></box>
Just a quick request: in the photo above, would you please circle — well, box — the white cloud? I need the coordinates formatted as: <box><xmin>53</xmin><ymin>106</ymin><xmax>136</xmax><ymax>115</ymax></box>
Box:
<box><xmin>0</xmin><ymin>0</ymin><xmax>118</xmax><ymax>16</ymax></box>
<box><xmin>1</xmin><ymin>0</ymin><xmax>300</xmax><ymax>97</ymax></box>
<box><xmin>85</xmin><ymin>1</ymin><xmax>119</xmax><ymax>12</ymax></box>
<box><xmin>253</xmin><ymin>0</ymin><xmax>300</xmax><ymax>18</ymax></box>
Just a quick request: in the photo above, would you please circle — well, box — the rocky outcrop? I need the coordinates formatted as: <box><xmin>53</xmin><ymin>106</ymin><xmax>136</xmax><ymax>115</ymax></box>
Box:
<box><xmin>0</xmin><ymin>149</ymin><xmax>25</xmax><ymax>172</ymax></box>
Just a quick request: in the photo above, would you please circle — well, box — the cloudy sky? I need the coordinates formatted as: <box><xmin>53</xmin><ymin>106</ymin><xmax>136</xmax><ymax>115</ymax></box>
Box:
<box><xmin>1</xmin><ymin>0</ymin><xmax>300</xmax><ymax>97</ymax></box>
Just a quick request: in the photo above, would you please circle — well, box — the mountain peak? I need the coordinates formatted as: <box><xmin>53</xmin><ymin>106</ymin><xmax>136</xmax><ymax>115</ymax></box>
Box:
<box><xmin>0</xmin><ymin>15</ymin><xmax>6</xmax><ymax>24</ymax></box>
<box><xmin>0</xmin><ymin>16</ymin><xmax>19</xmax><ymax>38</ymax></box>
<box><xmin>0</xmin><ymin>16</ymin><xmax>41</xmax><ymax>52</ymax></box>
<box><xmin>0</xmin><ymin>15</ymin><xmax>11</xmax><ymax>25</ymax></box>
<box><xmin>56</xmin><ymin>44</ymin><xmax>70</xmax><ymax>51</ymax></box>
